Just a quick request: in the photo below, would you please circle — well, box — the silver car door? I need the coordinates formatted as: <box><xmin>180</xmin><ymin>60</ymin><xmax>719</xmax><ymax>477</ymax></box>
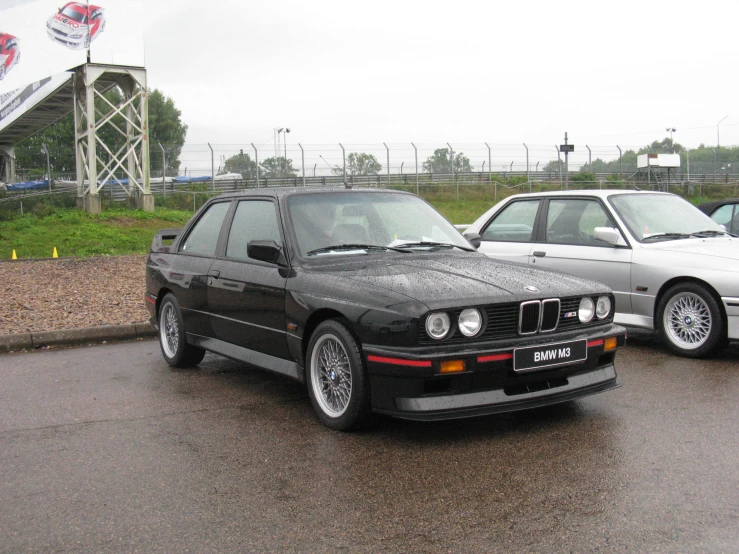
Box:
<box><xmin>530</xmin><ymin>198</ymin><xmax>633</xmax><ymax>316</ymax></box>
<box><xmin>476</xmin><ymin>199</ymin><xmax>540</xmax><ymax>264</ymax></box>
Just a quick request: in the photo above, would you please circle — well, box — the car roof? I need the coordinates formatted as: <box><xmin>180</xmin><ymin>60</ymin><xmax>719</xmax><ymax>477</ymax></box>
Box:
<box><xmin>697</xmin><ymin>198</ymin><xmax>739</xmax><ymax>214</ymax></box>
<box><xmin>205</xmin><ymin>186</ymin><xmax>415</xmax><ymax>201</ymax></box>
<box><xmin>502</xmin><ymin>189</ymin><xmax>674</xmax><ymax>201</ymax></box>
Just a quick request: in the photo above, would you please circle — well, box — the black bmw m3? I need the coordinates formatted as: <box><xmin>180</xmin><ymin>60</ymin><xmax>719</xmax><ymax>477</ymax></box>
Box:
<box><xmin>145</xmin><ymin>187</ymin><xmax>626</xmax><ymax>430</ymax></box>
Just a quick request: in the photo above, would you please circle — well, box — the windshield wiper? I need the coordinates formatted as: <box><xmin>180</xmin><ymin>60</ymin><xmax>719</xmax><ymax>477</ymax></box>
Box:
<box><xmin>642</xmin><ymin>233</ymin><xmax>691</xmax><ymax>242</ymax></box>
<box><xmin>393</xmin><ymin>241</ymin><xmax>475</xmax><ymax>252</ymax></box>
<box><xmin>690</xmin><ymin>230</ymin><xmax>726</xmax><ymax>237</ymax></box>
<box><xmin>306</xmin><ymin>244</ymin><xmax>409</xmax><ymax>256</ymax></box>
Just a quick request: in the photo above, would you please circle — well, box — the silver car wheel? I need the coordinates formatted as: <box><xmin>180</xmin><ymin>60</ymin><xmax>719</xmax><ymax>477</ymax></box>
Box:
<box><xmin>664</xmin><ymin>292</ymin><xmax>712</xmax><ymax>350</ymax></box>
<box><xmin>160</xmin><ymin>303</ymin><xmax>179</xmax><ymax>358</ymax></box>
<box><xmin>310</xmin><ymin>333</ymin><xmax>352</xmax><ymax>417</ymax></box>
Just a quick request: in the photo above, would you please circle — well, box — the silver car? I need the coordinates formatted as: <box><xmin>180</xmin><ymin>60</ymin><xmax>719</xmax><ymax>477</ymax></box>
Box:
<box><xmin>465</xmin><ymin>190</ymin><xmax>739</xmax><ymax>358</ymax></box>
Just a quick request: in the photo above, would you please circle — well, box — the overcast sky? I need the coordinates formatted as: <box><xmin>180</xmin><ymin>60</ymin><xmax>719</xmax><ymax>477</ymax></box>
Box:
<box><xmin>4</xmin><ymin>0</ymin><xmax>739</xmax><ymax>172</ymax></box>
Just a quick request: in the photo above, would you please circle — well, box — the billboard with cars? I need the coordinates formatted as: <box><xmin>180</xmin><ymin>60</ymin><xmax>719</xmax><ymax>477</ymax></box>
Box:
<box><xmin>0</xmin><ymin>0</ymin><xmax>144</xmax><ymax>94</ymax></box>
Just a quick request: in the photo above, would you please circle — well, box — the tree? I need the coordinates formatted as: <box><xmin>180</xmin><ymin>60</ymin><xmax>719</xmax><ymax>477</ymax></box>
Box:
<box><xmin>148</xmin><ymin>89</ymin><xmax>188</xmax><ymax>175</ymax></box>
<box><xmin>259</xmin><ymin>157</ymin><xmax>298</xmax><ymax>178</ymax></box>
<box><xmin>347</xmin><ymin>152</ymin><xmax>381</xmax><ymax>175</ymax></box>
<box><xmin>223</xmin><ymin>151</ymin><xmax>257</xmax><ymax>178</ymax></box>
<box><xmin>422</xmin><ymin>148</ymin><xmax>472</xmax><ymax>174</ymax></box>
<box><xmin>14</xmin><ymin>87</ymin><xmax>187</xmax><ymax>178</ymax></box>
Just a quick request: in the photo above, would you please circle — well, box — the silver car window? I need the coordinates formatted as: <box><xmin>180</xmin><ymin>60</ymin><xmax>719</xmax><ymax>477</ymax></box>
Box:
<box><xmin>481</xmin><ymin>200</ymin><xmax>539</xmax><ymax>242</ymax></box>
<box><xmin>609</xmin><ymin>193</ymin><xmax>723</xmax><ymax>241</ymax></box>
<box><xmin>546</xmin><ymin>199</ymin><xmax>615</xmax><ymax>245</ymax></box>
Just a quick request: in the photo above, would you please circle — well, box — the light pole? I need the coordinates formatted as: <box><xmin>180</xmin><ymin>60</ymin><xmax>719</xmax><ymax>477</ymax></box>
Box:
<box><xmin>665</xmin><ymin>127</ymin><xmax>676</xmax><ymax>143</ymax></box>
<box><xmin>40</xmin><ymin>143</ymin><xmax>51</xmax><ymax>191</ymax></box>
<box><xmin>158</xmin><ymin>142</ymin><xmax>165</xmax><ymax>195</ymax></box>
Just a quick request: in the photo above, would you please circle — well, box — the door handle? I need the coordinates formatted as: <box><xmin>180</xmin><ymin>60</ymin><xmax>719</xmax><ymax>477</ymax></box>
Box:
<box><xmin>533</xmin><ymin>251</ymin><xmax>546</xmax><ymax>258</ymax></box>
<box><xmin>208</xmin><ymin>269</ymin><xmax>220</xmax><ymax>278</ymax></box>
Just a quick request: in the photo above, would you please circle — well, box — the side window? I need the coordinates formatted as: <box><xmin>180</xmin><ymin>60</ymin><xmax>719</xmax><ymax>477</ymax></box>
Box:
<box><xmin>226</xmin><ymin>200</ymin><xmax>281</xmax><ymax>261</ymax></box>
<box><xmin>546</xmin><ymin>199</ymin><xmax>615</xmax><ymax>246</ymax></box>
<box><xmin>710</xmin><ymin>204</ymin><xmax>734</xmax><ymax>227</ymax></box>
<box><xmin>480</xmin><ymin>200</ymin><xmax>540</xmax><ymax>242</ymax></box>
<box><xmin>180</xmin><ymin>202</ymin><xmax>230</xmax><ymax>256</ymax></box>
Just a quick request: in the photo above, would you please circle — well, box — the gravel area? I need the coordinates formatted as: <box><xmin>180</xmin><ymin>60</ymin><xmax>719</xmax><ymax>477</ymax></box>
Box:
<box><xmin>1</xmin><ymin>255</ymin><xmax>149</xmax><ymax>335</ymax></box>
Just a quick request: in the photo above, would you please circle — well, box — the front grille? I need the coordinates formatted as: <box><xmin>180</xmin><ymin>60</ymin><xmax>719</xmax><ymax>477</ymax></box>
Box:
<box><xmin>541</xmin><ymin>299</ymin><xmax>560</xmax><ymax>332</ymax></box>
<box><xmin>416</xmin><ymin>295</ymin><xmax>614</xmax><ymax>346</ymax></box>
<box><xmin>519</xmin><ymin>301</ymin><xmax>540</xmax><ymax>335</ymax></box>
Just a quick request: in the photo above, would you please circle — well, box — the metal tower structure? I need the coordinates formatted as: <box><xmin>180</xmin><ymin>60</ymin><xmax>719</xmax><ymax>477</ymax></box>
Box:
<box><xmin>73</xmin><ymin>64</ymin><xmax>152</xmax><ymax>213</ymax></box>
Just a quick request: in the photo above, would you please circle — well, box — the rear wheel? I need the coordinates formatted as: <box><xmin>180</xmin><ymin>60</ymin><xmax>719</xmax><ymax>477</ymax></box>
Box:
<box><xmin>306</xmin><ymin>320</ymin><xmax>374</xmax><ymax>431</ymax></box>
<box><xmin>657</xmin><ymin>283</ymin><xmax>723</xmax><ymax>358</ymax></box>
<box><xmin>158</xmin><ymin>293</ymin><xmax>206</xmax><ymax>367</ymax></box>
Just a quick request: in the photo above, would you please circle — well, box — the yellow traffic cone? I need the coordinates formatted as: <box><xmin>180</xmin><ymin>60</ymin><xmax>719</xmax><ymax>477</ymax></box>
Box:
<box><xmin>11</xmin><ymin>250</ymin><xmax>17</xmax><ymax>260</ymax></box>
<box><xmin>52</xmin><ymin>247</ymin><xmax>58</xmax><ymax>258</ymax></box>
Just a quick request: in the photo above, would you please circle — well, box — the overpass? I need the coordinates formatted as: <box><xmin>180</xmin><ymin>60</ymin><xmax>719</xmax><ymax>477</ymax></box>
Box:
<box><xmin>0</xmin><ymin>63</ymin><xmax>153</xmax><ymax>212</ymax></box>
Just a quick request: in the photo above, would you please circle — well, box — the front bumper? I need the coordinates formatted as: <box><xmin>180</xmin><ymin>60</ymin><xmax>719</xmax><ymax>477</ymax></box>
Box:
<box><xmin>364</xmin><ymin>324</ymin><xmax>626</xmax><ymax>421</ymax></box>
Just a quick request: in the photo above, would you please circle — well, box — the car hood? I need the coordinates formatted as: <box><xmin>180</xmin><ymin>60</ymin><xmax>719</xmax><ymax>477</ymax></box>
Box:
<box><xmin>640</xmin><ymin>237</ymin><xmax>739</xmax><ymax>268</ymax></box>
<box><xmin>303</xmin><ymin>252</ymin><xmax>609</xmax><ymax>311</ymax></box>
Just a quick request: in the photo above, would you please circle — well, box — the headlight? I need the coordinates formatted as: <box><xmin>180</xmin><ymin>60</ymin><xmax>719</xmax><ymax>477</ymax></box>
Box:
<box><xmin>426</xmin><ymin>312</ymin><xmax>450</xmax><ymax>340</ymax></box>
<box><xmin>596</xmin><ymin>296</ymin><xmax>611</xmax><ymax>319</ymax></box>
<box><xmin>458</xmin><ymin>308</ymin><xmax>482</xmax><ymax>337</ymax></box>
<box><xmin>578</xmin><ymin>297</ymin><xmax>595</xmax><ymax>323</ymax></box>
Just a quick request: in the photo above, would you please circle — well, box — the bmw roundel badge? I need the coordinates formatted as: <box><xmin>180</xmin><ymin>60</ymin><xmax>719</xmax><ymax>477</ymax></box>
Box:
<box><xmin>525</xmin><ymin>285</ymin><xmax>540</xmax><ymax>293</ymax></box>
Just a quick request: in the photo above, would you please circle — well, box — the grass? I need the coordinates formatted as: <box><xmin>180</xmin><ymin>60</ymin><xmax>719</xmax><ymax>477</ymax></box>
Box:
<box><xmin>1</xmin><ymin>207</ymin><xmax>191</xmax><ymax>259</ymax></box>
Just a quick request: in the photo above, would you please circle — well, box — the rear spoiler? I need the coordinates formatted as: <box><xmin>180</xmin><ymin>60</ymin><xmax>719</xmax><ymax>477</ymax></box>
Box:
<box><xmin>151</xmin><ymin>228</ymin><xmax>182</xmax><ymax>253</ymax></box>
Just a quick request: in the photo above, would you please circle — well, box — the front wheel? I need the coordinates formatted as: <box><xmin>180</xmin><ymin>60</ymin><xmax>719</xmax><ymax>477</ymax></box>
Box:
<box><xmin>306</xmin><ymin>320</ymin><xmax>374</xmax><ymax>431</ymax></box>
<box><xmin>158</xmin><ymin>293</ymin><xmax>206</xmax><ymax>367</ymax></box>
<box><xmin>657</xmin><ymin>283</ymin><xmax>724</xmax><ymax>358</ymax></box>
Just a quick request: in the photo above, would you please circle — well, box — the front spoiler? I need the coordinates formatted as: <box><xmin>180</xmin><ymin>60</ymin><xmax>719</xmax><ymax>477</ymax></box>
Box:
<box><xmin>375</xmin><ymin>363</ymin><xmax>620</xmax><ymax>421</ymax></box>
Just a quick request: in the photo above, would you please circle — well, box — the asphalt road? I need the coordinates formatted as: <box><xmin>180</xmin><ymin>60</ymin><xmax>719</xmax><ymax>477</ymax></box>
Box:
<box><xmin>1</xmin><ymin>333</ymin><xmax>738</xmax><ymax>553</ymax></box>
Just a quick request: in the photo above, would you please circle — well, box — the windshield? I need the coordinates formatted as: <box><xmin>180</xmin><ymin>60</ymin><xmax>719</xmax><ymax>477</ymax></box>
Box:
<box><xmin>60</xmin><ymin>6</ymin><xmax>88</xmax><ymax>23</ymax></box>
<box><xmin>609</xmin><ymin>193</ymin><xmax>724</xmax><ymax>242</ymax></box>
<box><xmin>286</xmin><ymin>191</ymin><xmax>470</xmax><ymax>256</ymax></box>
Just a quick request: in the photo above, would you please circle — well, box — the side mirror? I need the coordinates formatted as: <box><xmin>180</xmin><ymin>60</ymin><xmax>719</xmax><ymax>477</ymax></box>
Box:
<box><xmin>594</xmin><ymin>227</ymin><xmax>626</xmax><ymax>246</ymax></box>
<box><xmin>247</xmin><ymin>240</ymin><xmax>285</xmax><ymax>265</ymax></box>
<box><xmin>463</xmin><ymin>232</ymin><xmax>482</xmax><ymax>249</ymax></box>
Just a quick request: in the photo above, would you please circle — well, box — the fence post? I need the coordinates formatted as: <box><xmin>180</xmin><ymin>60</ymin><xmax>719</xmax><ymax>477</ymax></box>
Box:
<box><xmin>523</xmin><ymin>143</ymin><xmax>529</xmax><ymax>192</ymax></box>
<box><xmin>485</xmin><ymin>142</ymin><xmax>491</xmax><ymax>185</ymax></box>
<box><xmin>299</xmin><ymin>143</ymin><xmax>305</xmax><ymax>186</ymax></box>
<box><xmin>208</xmin><ymin>142</ymin><xmax>214</xmax><ymax>192</ymax></box>
<box><xmin>251</xmin><ymin>143</ymin><xmax>259</xmax><ymax>187</ymax></box>
<box><xmin>555</xmin><ymin>145</ymin><xmax>562</xmax><ymax>187</ymax></box>
<box><xmin>617</xmin><ymin>145</ymin><xmax>622</xmax><ymax>181</ymax></box>
<box><xmin>384</xmin><ymin>143</ymin><xmax>390</xmax><ymax>187</ymax></box>
<box><xmin>447</xmin><ymin>143</ymin><xmax>456</xmax><ymax>200</ymax></box>
<box><xmin>339</xmin><ymin>143</ymin><xmax>346</xmax><ymax>182</ymax></box>
<box><xmin>411</xmin><ymin>142</ymin><xmax>418</xmax><ymax>195</ymax></box>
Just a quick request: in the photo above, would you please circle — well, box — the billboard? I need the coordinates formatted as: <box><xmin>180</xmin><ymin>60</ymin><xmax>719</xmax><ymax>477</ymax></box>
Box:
<box><xmin>0</xmin><ymin>0</ymin><xmax>144</xmax><ymax>94</ymax></box>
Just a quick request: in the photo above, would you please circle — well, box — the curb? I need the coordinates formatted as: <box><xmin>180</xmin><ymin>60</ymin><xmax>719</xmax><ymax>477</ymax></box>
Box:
<box><xmin>0</xmin><ymin>322</ymin><xmax>157</xmax><ymax>353</ymax></box>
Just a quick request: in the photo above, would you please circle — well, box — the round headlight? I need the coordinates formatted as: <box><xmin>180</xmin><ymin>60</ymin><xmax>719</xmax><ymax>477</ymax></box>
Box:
<box><xmin>426</xmin><ymin>312</ymin><xmax>451</xmax><ymax>340</ymax></box>
<box><xmin>578</xmin><ymin>297</ymin><xmax>595</xmax><ymax>323</ymax></box>
<box><xmin>596</xmin><ymin>295</ymin><xmax>611</xmax><ymax>319</ymax></box>
<box><xmin>458</xmin><ymin>308</ymin><xmax>482</xmax><ymax>337</ymax></box>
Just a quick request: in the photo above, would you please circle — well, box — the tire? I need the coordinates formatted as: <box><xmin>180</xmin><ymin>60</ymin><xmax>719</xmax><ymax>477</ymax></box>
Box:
<box><xmin>306</xmin><ymin>320</ymin><xmax>374</xmax><ymax>431</ymax></box>
<box><xmin>657</xmin><ymin>283</ymin><xmax>724</xmax><ymax>358</ymax></box>
<box><xmin>158</xmin><ymin>293</ymin><xmax>206</xmax><ymax>367</ymax></box>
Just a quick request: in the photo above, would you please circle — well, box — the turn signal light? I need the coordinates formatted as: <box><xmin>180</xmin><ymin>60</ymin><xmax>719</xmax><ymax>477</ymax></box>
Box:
<box><xmin>604</xmin><ymin>337</ymin><xmax>618</xmax><ymax>352</ymax></box>
<box><xmin>439</xmin><ymin>360</ymin><xmax>465</xmax><ymax>374</ymax></box>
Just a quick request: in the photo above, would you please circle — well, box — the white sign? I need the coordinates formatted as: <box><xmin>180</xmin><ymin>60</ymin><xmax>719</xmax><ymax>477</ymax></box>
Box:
<box><xmin>0</xmin><ymin>0</ymin><xmax>144</xmax><ymax>94</ymax></box>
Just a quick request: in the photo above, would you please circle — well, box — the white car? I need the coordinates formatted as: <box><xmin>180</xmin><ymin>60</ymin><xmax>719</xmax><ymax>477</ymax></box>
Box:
<box><xmin>465</xmin><ymin>189</ymin><xmax>739</xmax><ymax>358</ymax></box>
